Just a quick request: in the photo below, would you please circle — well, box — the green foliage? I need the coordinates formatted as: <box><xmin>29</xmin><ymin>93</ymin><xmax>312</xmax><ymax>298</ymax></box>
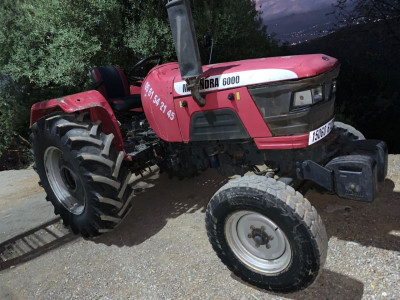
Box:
<box><xmin>124</xmin><ymin>1</ymin><xmax>175</xmax><ymax>60</ymax></box>
<box><xmin>192</xmin><ymin>0</ymin><xmax>280</xmax><ymax>64</ymax></box>
<box><xmin>0</xmin><ymin>79</ymin><xmax>30</xmax><ymax>157</ymax></box>
<box><xmin>0</xmin><ymin>0</ymin><xmax>126</xmax><ymax>88</ymax></box>
<box><xmin>0</xmin><ymin>0</ymin><xmax>128</xmax><ymax>160</ymax></box>
<box><xmin>122</xmin><ymin>0</ymin><xmax>279</xmax><ymax>64</ymax></box>
<box><xmin>0</xmin><ymin>0</ymin><xmax>280</xmax><ymax>164</ymax></box>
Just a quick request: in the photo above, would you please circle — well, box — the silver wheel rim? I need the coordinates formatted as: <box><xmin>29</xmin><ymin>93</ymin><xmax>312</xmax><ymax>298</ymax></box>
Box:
<box><xmin>225</xmin><ymin>210</ymin><xmax>292</xmax><ymax>274</ymax></box>
<box><xmin>44</xmin><ymin>146</ymin><xmax>85</xmax><ymax>215</ymax></box>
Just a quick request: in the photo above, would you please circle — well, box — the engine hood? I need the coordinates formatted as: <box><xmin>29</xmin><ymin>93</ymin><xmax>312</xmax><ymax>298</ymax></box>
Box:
<box><xmin>148</xmin><ymin>54</ymin><xmax>339</xmax><ymax>98</ymax></box>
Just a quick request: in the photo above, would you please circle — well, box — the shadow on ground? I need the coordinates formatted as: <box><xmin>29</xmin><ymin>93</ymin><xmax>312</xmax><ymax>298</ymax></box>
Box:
<box><xmin>231</xmin><ymin>269</ymin><xmax>364</xmax><ymax>300</ymax></box>
<box><xmin>307</xmin><ymin>178</ymin><xmax>400</xmax><ymax>252</ymax></box>
<box><xmin>0</xmin><ymin>217</ymin><xmax>77</xmax><ymax>271</ymax></box>
<box><xmin>97</xmin><ymin>171</ymin><xmax>400</xmax><ymax>253</ymax></box>
<box><xmin>93</xmin><ymin>171</ymin><xmax>398</xmax><ymax>299</ymax></box>
<box><xmin>95</xmin><ymin>169</ymin><xmax>228</xmax><ymax>247</ymax></box>
<box><xmin>1</xmin><ymin>168</ymin><xmax>398</xmax><ymax>299</ymax></box>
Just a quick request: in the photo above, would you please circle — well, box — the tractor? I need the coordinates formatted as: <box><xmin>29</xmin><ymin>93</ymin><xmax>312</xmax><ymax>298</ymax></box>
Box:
<box><xmin>29</xmin><ymin>0</ymin><xmax>388</xmax><ymax>293</ymax></box>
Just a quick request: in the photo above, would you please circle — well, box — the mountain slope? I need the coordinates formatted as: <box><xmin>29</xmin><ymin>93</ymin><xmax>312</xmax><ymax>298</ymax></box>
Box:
<box><xmin>264</xmin><ymin>6</ymin><xmax>336</xmax><ymax>43</ymax></box>
<box><xmin>289</xmin><ymin>19</ymin><xmax>400</xmax><ymax>152</ymax></box>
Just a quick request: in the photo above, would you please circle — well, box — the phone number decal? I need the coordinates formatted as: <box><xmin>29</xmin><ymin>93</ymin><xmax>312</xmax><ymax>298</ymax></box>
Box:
<box><xmin>144</xmin><ymin>82</ymin><xmax>175</xmax><ymax>121</ymax></box>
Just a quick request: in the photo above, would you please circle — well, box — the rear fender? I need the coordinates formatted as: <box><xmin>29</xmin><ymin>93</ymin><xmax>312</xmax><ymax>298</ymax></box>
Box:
<box><xmin>30</xmin><ymin>90</ymin><xmax>124</xmax><ymax>152</ymax></box>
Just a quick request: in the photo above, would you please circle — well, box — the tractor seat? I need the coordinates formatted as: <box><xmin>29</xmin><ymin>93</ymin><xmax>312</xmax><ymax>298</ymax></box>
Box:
<box><xmin>90</xmin><ymin>66</ymin><xmax>142</xmax><ymax>112</ymax></box>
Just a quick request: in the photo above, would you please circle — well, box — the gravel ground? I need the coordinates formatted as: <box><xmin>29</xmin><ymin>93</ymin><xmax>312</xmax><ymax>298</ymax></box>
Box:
<box><xmin>0</xmin><ymin>156</ymin><xmax>399</xmax><ymax>300</ymax></box>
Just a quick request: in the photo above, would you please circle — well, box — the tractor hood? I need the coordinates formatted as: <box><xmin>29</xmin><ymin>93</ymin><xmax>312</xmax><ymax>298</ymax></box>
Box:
<box><xmin>151</xmin><ymin>54</ymin><xmax>338</xmax><ymax>98</ymax></box>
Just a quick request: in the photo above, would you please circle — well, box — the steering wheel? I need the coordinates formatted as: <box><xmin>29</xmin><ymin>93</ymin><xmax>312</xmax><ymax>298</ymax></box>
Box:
<box><xmin>127</xmin><ymin>54</ymin><xmax>163</xmax><ymax>83</ymax></box>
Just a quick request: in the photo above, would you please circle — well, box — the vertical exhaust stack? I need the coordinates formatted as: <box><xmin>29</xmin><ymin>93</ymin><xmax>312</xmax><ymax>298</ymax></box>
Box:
<box><xmin>166</xmin><ymin>0</ymin><xmax>205</xmax><ymax>106</ymax></box>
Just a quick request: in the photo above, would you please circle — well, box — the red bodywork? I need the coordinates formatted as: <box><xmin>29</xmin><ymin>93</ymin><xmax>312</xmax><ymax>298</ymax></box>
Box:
<box><xmin>31</xmin><ymin>54</ymin><xmax>338</xmax><ymax>153</ymax></box>
<box><xmin>142</xmin><ymin>54</ymin><xmax>338</xmax><ymax>148</ymax></box>
<box><xmin>30</xmin><ymin>91</ymin><xmax>125</xmax><ymax>151</ymax></box>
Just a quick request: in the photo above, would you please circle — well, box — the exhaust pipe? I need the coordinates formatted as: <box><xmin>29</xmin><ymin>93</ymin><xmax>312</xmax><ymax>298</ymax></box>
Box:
<box><xmin>166</xmin><ymin>0</ymin><xmax>206</xmax><ymax>106</ymax></box>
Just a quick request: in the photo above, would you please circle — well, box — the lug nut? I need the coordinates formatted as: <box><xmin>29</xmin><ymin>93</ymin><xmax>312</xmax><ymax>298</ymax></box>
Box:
<box><xmin>266</xmin><ymin>244</ymin><xmax>271</xmax><ymax>249</ymax></box>
<box><xmin>250</xmin><ymin>225</ymin><xmax>255</xmax><ymax>230</ymax></box>
<box><xmin>248</xmin><ymin>234</ymin><xmax>252</xmax><ymax>238</ymax></box>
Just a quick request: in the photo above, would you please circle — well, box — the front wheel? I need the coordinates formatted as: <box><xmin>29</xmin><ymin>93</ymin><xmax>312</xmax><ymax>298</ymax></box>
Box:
<box><xmin>205</xmin><ymin>176</ymin><xmax>328</xmax><ymax>293</ymax></box>
<box><xmin>334</xmin><ymin>121</ymin><xmax>365</xmax><ymax>140</ymax></box>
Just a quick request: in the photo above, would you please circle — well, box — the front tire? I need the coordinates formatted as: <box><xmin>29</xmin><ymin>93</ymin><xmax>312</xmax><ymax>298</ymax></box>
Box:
<box><xmin>334</xmin><ymin>121</ymin><xmax>365</xmax><ymax>140</ymax></box>
<box><xmin>31</xmin><ymin>113</ymin><xmax>133</xmax><ymax>237</ymax></box>
<box><xmin>205</xmin><ymin>176</ymin><xmax>328</xmax><ymax>293</ymax></box>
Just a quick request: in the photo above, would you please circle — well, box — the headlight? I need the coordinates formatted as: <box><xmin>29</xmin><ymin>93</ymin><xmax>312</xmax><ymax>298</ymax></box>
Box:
<box><xmin>312</xmin><ymin>86</ymin><xmax>323</xmax><ymax>103</ymax></box>
<box><xmin>293</xmin><ymin>90</ymin><xmax>312</xmax><ymax>107</ymax></box>
<box><xmin>293</xmin><ymin>85</ymin><xmax>327</xmax><ymax>108</ymax></box>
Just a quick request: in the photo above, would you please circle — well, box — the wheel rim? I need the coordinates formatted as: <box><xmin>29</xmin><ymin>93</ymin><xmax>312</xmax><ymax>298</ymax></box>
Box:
<box><xmin>225</xmin><ymin>210</ymin><xmax>292</xmax><ymax>274</ymax></box>
<box><xmin>44</xmin><ymin>146</ymin><xmax>85</xmax><ymax>215</ymax></box>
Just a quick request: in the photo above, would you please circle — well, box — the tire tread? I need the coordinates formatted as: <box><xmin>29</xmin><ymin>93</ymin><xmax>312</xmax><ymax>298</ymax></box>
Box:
<box><xmin>31</xmin><ymin>113</ymin><xmax>133</xmax><ymax>237</ymax></box>
<box><xmin>205</xmin><ymin>175</ymin><xmax>328</xmax><ymax>293</ymax></box>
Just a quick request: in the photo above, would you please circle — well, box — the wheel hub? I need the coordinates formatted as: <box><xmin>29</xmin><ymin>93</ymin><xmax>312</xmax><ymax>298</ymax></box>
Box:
<box><xmin>248</xmin><ymin>225</ymin><xmax>274</xmax><ymax>248</ymax></box>
<box><xmin>60</xmin><ymin>166</ymin><xmax>77</xmax><ymax>192</ymax></box>
<box><xmin>225</xmin><ymin>210</ymin><xmax>292</xmax><ymax>274</ymax></box>
<box><xmin>44</xmin><ymin>146</ymin><xmax>85</xmax><ymax>215</ymax></box>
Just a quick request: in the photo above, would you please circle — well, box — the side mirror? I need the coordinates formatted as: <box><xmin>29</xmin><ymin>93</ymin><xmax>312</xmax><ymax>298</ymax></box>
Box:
<box><xmin>166</xmin><ymin>0</ymin><xmax>206</xmax><ymax>107</ymax></box>
<box><xmin>166</xmin><ymin>0</ymin><xmax>203</xmax><ymax>79</ymax></box>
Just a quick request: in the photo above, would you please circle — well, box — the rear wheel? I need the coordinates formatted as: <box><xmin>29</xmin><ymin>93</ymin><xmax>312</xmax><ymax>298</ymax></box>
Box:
<box><xmin>205</xmin><ymin>176</ymin><xmax>328</xmax><ymax>293</ymax></box>
<box><xmin>31</xmin><ymin>113</ymin><xmax>133</xmax><ymax>237</ymax></box>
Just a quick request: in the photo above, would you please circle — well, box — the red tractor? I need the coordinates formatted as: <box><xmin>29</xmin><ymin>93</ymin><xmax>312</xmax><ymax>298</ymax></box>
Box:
<box><xmin>30</xmin><ymin>0</ymin><xmax>387</xmax><ymax>293</ymax></box>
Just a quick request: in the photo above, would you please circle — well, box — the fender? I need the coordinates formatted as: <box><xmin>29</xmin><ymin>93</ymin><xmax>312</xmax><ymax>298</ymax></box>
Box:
<box><xmin>30</xmin><ymin>90</ymin><xmax>125</xmax><ymax>152</ymax></box>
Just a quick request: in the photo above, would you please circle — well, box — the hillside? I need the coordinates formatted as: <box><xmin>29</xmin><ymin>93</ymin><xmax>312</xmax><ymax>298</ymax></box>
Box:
<box><xmin>265</xmin><ymin>6</ymin><xmax>336</xmax><ymax>43</ymax></box>
<box><xmin>289</xmin><ymin>19</ymin><xmax>400</xmax><ymax>153</ymax></box>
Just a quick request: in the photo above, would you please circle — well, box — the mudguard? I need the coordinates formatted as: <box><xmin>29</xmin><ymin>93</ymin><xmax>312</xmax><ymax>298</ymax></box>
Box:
<box><xmin>30</xmin><ymin>90</ymin><xmax>124</xmax><ymax>151</ymax></box>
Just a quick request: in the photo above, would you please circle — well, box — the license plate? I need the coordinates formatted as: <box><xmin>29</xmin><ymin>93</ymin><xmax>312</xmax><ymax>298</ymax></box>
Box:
<box><xmin>308</xmin><ymin>118</ymin><xmax>334</xmax><ymax>145</ymax></box>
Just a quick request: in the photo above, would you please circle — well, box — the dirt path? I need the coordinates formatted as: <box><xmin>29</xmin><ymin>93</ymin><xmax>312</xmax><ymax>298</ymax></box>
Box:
<box><xmin>0</xmin><ymin>169</ymin><xmax>55</xmax><ymax>243</ymax></box>
<box><xmin>0</xmin><ymin>157</ymin><xmax>399</xmax><ymax>300</ymax></box>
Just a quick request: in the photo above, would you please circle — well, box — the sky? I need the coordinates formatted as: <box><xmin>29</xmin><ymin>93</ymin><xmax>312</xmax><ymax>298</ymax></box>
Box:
<box><xmin>256</xmin><ymin>0</ymin><xmax>335</xmax><ymax>21</ymax></box>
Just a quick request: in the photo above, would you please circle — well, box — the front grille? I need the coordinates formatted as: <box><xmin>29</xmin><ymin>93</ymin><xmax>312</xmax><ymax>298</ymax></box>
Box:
<box><xmin>248</xmin><ymin>67</ymin><xmax>339</xmax><ymax>136</ymax></box>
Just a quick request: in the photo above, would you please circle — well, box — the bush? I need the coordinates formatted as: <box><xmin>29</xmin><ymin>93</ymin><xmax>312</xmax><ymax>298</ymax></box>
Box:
<box><xmin>0</xmin><ymin>79</ymin><xmax>30</xmax><ymax>157</ymax></box>
<box><xmin>0</xmin><ymin>0</ymin><xmax>281</xmax><ymax>167</ymax></box>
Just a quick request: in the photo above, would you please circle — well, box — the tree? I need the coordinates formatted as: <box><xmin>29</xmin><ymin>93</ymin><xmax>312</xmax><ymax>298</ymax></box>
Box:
<box><xmin>0</xmin><ymin>0</ymin><xmax>279</xmax><ymax>161</ymax></box>
<box><xmin>122</xmin><ymin>0</ymin><xmax>278</xmax><ymax>64</ymax></box>
<box><xmin>332</xmin><ymin>0</ymin><xmax>400</xmax><ymax>41</ymax></box>
<box><xmin>0</xmin><ymin>0</ymin><xmax>126</xmax><ymax>90</ymax></box>
<box><xmin>1</xmin><ymin>0</ymin><xmax>276</xmax><ymax>90</ymax></box>
<box><xmin>0</xmin><ymin>78</ymin><xmax>29</xmax><ymax>158</ymax></box>
<box><xmin>0</xmin><ymin>0</ymin><xmax>129</xmax><ymax>159</ymax></box>
<box><xmin>191</xmin><ymin>0</ymin><xmax>279</xmax><ymax>64</ymax></box>
<box><xmin>123</xmin><ymin>0</ymin><xmax>175</xmax><ymax>60</ymax></box>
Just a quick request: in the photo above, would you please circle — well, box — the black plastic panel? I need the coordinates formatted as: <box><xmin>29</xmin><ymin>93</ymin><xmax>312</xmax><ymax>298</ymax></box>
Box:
<box><xmin>249</xmin><ymin>67</ymin><xmax>339</xmax><ymax>136</ymax></box>
<box><xmin>190</xmin><ymin>109</ymin><xmax>250</xmax><ymax>141</ymax></box>
<box><xmin>297</xmin><ymin>160</ymin><xmax>334</xmax><ymax>191</ymax></box>
<box><xmin>349</xmin><ymin>139</ymin><xmax>388</xmax><ymax>182</ymax></box>
<box><xmin>265</xmin><ymin>100</ymin><xmax>335</xmax><ymax>135</ymax></box>
<box><xmin>326</xmin><ymin>155</ymin><xmax>377</xmax><ymax>202</ymax></box>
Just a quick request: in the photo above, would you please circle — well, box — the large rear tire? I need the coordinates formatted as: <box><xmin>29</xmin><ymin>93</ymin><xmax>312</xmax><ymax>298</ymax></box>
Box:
<box><xmin>205</xmin><ymin>176</ymin><xmax>328</xmax><ymax>293</ymax></box>
<box><xmin>31</xmin><ymin>113</ymin><xmax>133</xmax><ymax>237</ymax></box>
